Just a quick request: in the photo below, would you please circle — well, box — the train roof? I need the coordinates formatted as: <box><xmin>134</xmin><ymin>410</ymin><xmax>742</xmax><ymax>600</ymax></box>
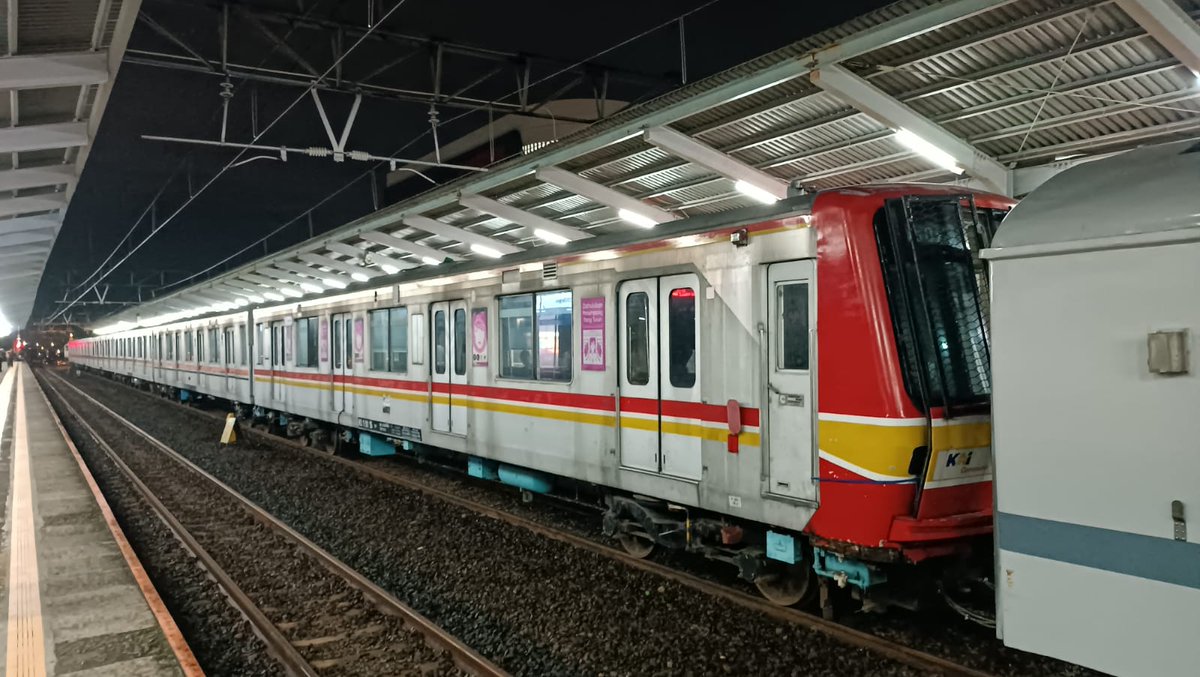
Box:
<box><xmin>987</xmin><ymin>140</ymin><xmax>1200</xmax><ymax>258</ymax></box>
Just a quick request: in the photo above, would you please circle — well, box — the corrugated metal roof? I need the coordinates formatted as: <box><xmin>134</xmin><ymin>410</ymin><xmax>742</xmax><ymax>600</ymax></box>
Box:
<box><xmin>101</xmin><ymin>0</ymin><xmax>1200</xmax><ymax>327</ymax></box>
<box><xmin>0</xmin><ymin>0</ymin><xmax>139</xmax><ymax>328</ymax></box>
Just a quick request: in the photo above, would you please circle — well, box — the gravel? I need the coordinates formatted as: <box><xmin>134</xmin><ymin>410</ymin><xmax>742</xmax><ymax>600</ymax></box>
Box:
<box><xmin>44</xmin><ymin>378</ymin><xmax>286</xmax><ymax>677</ymax></box>
<box><xmin>43</xmin><ymin>371</ymin><xmax>465</xmax><ymax>677</ymax></box>
<box><xmin>60</xmin><ymin>369</ymin><xmax>923</xmax><ymax>677</ymax></box>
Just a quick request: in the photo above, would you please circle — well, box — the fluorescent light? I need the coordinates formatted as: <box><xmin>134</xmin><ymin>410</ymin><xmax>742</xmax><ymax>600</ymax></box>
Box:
<box><xmin>233</xmin><ymin>298</ymin><xmax>249</xmax><ymax>307</ymax></box>
<box><xmin>535</xmin><ymin>228</ymin><xmax>570</xmax><ymax>245</ymax></box>
<box><xmin>280</xmin><ymin>287</ymin><xmax>303</xmax><ymax>298</ymax></box>
<box><xmin>735</xmin><ymin>179</ymin><xmax>779</xmax><ymax>205</ymax></box>
<box><xmin>351</xmin><ymin>271</ymin><xmax>370</xmax><ymax>282</ymax></box>
<box><xmin>421</xmin><ymin>256</ymin><xmax>440</xmax><ymax>266</ymax></box>
<box><xmin>618</xmin><ymin>208</ymin><xmax>659</xmax><ymax>228</ymax></box>
<box><xmin>248</xmin><ymin>294</ymin><xmax>265</xmax><ymax>304</ymax></box>
<box><xmin>260</xmin><ymin>291</ymin><xmax>283</xmax><ymax>302</ymax></box>
<box><xmin>894</xmin><ymin>128</ymin><xmax>964</xmax><ymax>175</ymax></box>
<box><xmin>323</xmin><ymin>278</ymin><xmax>347</xmax><ymax>289</ymax></box>
<box><xmin>380</xmin><ymin>264</ymin><xmax>401</xmax><ymax>274</ymax></box>
<box><xmin>300</xmin><ymin>282</ymin><xmax>324</xmax><ymax>293</ymax></box>
<box><xmin>470</xmin><ymin>243</ymin><xmax>504</xmax><ymax>259</ymax></box>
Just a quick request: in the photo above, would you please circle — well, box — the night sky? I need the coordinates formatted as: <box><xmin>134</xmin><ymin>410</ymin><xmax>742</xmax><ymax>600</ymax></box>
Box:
<box><xmin>43</xmin><ymin>0</ymin><xmax>894</xmax><ymax>323</ymax></box>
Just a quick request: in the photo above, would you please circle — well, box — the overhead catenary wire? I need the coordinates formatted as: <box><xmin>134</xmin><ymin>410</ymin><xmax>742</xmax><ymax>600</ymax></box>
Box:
<box><xmin>51</xmin><ymin>0</ymin><xmax>412</xmax><ymax>323</ymax></box>
<box><xmin>51</xmin><ymin>0</ymin><xmax>338</xmax><ymax>320</ymax></box>
<box><xmin>153</xmin><ymin>0</ymin><xmax>723</xmax><ymax>297</ymax></box>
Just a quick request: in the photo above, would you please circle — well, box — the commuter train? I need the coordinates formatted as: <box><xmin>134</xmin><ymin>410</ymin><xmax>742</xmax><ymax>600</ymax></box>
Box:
<box><xmin>70</xmin><ymin>183</ymin><xmax>1010</xmax><ymax>610</ymax></box>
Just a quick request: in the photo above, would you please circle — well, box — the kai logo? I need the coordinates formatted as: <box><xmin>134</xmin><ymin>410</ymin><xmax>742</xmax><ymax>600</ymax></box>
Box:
<box><xmin>932</xmin><ymin>447</ymin><xmax>991</xmax><ymax>482</ymax></box>
<box><xmin>944</xmin><ymin>450</ymin><xmax>975</xmax><ymax>468</ymax></box>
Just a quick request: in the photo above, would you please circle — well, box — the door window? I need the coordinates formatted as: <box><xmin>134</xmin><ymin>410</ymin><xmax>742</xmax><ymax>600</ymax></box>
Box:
<box><xmin>453</xmin><ymin>308</ymin><xmax>467</xmax><ymax>376</ymax></box>
<box><xmin>626</xmin><ymin>292</ymin><xmax>650</xmax><ymax>386</ymax></box>
<box><xmin>778</xmin><ymin>282</ymin><xmax>810</xmax><ymax>370</ymax></box>
<box><xmin>333</xmin><ymin>319</ymin><xmax>343</xmax><ymax>369</ymax></box>
<box><xmin>434</xmin><ymin>310</ymin><xmax>446</xmax><ymax>375</ymax></box>
<box><xmin>667</xmin><ymin>287</ymin><xmax>697</xmax><ymax>388</ymax></box>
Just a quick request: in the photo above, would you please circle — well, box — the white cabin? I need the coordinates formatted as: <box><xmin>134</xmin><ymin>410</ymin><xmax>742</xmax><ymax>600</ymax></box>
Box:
<box><xmin>985</xmin><ymin>140</ymin><xmax>1200</xmax><ymax>677</ymax></box>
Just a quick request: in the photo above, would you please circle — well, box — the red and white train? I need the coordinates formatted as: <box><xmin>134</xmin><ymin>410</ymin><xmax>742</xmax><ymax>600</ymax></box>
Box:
<box><xmin>70</xmin><ymin>183</ymin><xmax>1010</xmax><ymax>608</ymax></box>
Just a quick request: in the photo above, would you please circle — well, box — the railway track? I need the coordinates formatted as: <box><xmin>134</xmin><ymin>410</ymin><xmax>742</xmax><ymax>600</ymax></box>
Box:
<box><xmin>38</xmin><ymin>369</ymin><xmax>505</xmax><ymax>677</ymax></box>
<box><xmin>54</xmin><ymin>368</ymin><xmax>1003</xmax><ymax>677</ymax></box>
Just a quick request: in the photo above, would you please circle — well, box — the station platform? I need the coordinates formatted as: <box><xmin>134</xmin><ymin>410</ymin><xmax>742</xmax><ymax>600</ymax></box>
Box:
<box><xmin>0</xmin><ymin>364</ymin><xmax>200</xmax><ymax>676</ymax></box>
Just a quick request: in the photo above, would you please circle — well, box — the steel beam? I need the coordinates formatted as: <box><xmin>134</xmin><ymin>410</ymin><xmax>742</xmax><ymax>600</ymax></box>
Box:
<box><xmin>1116</xmin><ymin>0</ymin><xmax>1200</xmax><ymax>76</ymax></box>
<box><xmin>0</xmin><ymin>214</ymin><xmax>61</xmax><ymax>237</ymax></box>
<box><xmin>400</xmin><ymin>216</ymin><xmax>524</xmax><ymax>255</ymax></box>
<box><xmin>0</xmin><ymin>52</ymin><xmax>108</xmax><ymax>89</ymax></box>
<box><xmin>0</xmin><ymin>195</ymin><xmax>66</xmax><ymax>219</ymax></box>
<box><xmin>296</xmin><ymin>253</ymin><xmax>381</xmax><ymax>278</ymax></box>
<box><xmin>0</xmin><ymin>165</ymin><xmax>76</xmax><ymax>192</ymax></box>
<box><xmin>0</xmin><ymin>122</ymin><xmax>88</xmax><ymax>154</ymax></box>
<box><xmin>810</xmin><ymin>63</ymin><xmax>1010</xmax><ymax>194</ymax></box>
<box><xmin>357</xmin><ymin>231</ymin><xmax>462</xmax><ymax>264</ymax></box>
<box><xmin>459</xmin><ymin>194</ymin><xmax>591</xmax><ymax>243</ymax></box>
<box><xmin>535</xmin><ymin>166</ymin><xmax>676</xmax><ymax>226</ymax></box>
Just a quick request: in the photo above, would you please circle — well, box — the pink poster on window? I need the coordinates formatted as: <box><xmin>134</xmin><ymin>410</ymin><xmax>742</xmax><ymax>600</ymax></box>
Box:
<box><xmin>580</xmin><ymin>297</ymin><xmax>605</xmax><ymax>371</ymax></box>
<box><xmin>471</xmin><ymin>308</ymin><xmax>488</xmax><ymax>367</ymax></box>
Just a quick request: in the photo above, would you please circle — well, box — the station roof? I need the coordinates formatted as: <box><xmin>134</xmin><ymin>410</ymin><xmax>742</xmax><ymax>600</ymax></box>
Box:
<box><xmin>0</xmin><ymin>0</ymin><xmax>141</xmax><ymax>328</ymax></box>
<box><xmin>88</xmin><ymin>0</ymin><xmax>1200</xmax><ymax>330</ymax></box>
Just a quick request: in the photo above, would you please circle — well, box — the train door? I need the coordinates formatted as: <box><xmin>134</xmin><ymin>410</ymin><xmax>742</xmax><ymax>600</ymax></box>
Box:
<box><xmin>331</xmin><ymin>313</ymin><xmax>353</xmax><ymax>419</ymax></box>
<box><xmin>617</xmin><ymin>274</ymin><xmax>703</xmax><ymax>480</ymax></box>
<box><xmin>430</xmin><ymin>300</ymin><xmax>468</xmax><ymax>435</ymax></box>
<box><xmin>764</xmin><ymin>260</ymin><xmax>817</xmax><ymax>502</ymax></box>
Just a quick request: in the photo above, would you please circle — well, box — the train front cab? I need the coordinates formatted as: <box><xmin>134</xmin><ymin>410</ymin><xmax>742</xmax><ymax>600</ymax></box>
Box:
<box><xmin>802</xmin><ymin>185</ymin><xmax>1011</xmax><ymax>608</ymax></box>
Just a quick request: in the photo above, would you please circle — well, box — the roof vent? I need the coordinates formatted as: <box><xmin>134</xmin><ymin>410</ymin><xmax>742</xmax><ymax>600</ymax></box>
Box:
<box><xmin>542</xmin><ymin>262</ymin><xmax>558</xmax><ymax>280</ymax></box>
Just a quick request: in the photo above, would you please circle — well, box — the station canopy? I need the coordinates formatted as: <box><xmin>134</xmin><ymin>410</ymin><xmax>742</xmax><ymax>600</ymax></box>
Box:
<box><xmin>90</xmin><ymin>0</ymin><xmax>1200</xmax><ymax>332</ymax></box>
<box><xmin>0</xmin><ymin>0</ymin><xmax>141</xmax><ymax>330</ymax></box>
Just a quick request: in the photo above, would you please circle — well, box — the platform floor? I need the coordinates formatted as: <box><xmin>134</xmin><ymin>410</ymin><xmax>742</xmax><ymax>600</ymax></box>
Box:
<box><xmin>0</xmin><ymin>363</ymin><xmax>198</xmax><ymax>676</ymax></box>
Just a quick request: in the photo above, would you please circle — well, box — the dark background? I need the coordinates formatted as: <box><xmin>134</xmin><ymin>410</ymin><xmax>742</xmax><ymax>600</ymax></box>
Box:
<box><xmin>42</xmin><ymin>0</ymin><xmax>894</xmax><ymax>322</ymax></box>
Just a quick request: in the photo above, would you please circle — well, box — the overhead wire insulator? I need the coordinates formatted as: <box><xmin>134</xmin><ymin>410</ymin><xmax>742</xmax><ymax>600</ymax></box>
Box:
<box><xmin>305</xmin><ymin>147</ymin><xmax>332</xmax><ymax>157</ymax></box>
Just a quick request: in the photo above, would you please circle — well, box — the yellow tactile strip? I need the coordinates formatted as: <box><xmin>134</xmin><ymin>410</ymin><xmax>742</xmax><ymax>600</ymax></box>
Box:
<box><xmin>6</xmin><ymin>366</ymin><xmax>47</xmax><ymax>677</ymax></box>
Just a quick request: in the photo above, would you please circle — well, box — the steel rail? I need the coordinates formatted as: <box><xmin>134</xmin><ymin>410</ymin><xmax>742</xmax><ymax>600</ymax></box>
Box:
<box><xmin>77</xmin><ymin>368</ymin><xmax>995</xmax><ymax>677</ymax></box>
<box><xmin>36</xmin><ymin>373</ymin><xmax>320</xmax><ymax>677</ymax></box>
<box><xmin>40</xmin><ymin>369</ymin><xmax>508</xmax><ymax>677</ymax></box>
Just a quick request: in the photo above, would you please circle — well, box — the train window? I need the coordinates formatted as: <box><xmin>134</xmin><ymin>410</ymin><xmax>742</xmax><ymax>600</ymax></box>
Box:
<box><xmin>410</xmin><ymin>314</ymin><xmax>425</xmax><ymax>365</ymax></box>
<box><xmin>296</xmin><ymin>318</ymin><xmax>319</xmax><ymax>367</ymax></box>
<box><xmin>185</xmin><ymin>331</ymin><xmax>194</xmax><ymax>361</ymax></box>
<box><xmin>454</xmin><ymin>308</ymin><xmax>467</xmax><ymax>376</ymax></box>
<box><xmin>209</xmin><ymin>328</ymin><xmax>219</xmax><ymax>363</ymax></box>
<box><xmin>238</xmin><ymin>325</ymin><xmax>246</xmax><ymax>365</ymax></box>
<box><xmin>668</xmin><ymin>287</ymin><xmax>697</xmax><ymax>388</ymax></box>
<box><xmin>499</xmin><ymin>294</ymin><xmax>534</xmax><ymax>379</ymax></box>
<box><xmin>389</xmin><ymin>307</ymin><xmax>408</xmax><ymax>373</ymax></box>
<box><xmin>434</xmin><ymin>310</ymin><xmax>446</xmax><ymax>375</ymax></box>
<box><xmin>344</xmin><ymin>318</ymin><xmax>352</xmax><ymax>366</ymax></box>
<box><xmin>369</xmin><ymin>309</ymin><xmax>388</xmax><ymax>371</ymax></box>
<box><xmin>499</xmin><ymin>290</ymin><xmax>573</xmax><ymax>382</ymax></box>
<box><xmin>778</xmin><ymin>283</ymin><xmax>810</xmax><ymax>370</ymax></box>
<box><xmin>626</xmin><ymin>293</ymin><xmax>650</xmax><ymax>386</ymax></box>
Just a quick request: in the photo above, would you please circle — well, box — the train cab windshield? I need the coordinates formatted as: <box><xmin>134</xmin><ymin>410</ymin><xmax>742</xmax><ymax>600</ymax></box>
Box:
<box><xmin>875</xmin><ymin>195</ymin><xmax>1007</xmax><ymax>416</ymax></box>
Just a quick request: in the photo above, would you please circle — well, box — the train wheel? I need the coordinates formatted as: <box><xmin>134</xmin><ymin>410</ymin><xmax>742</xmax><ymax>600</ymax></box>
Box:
<box><xmin>755</xmin><ymin>565</ymin><xmax>816</xmax><ymax>607</ymax></box>
<box><xmin>617</xmin><ymin>533</ymin><xmax>655</xmax><ymax>559</ymax></box>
